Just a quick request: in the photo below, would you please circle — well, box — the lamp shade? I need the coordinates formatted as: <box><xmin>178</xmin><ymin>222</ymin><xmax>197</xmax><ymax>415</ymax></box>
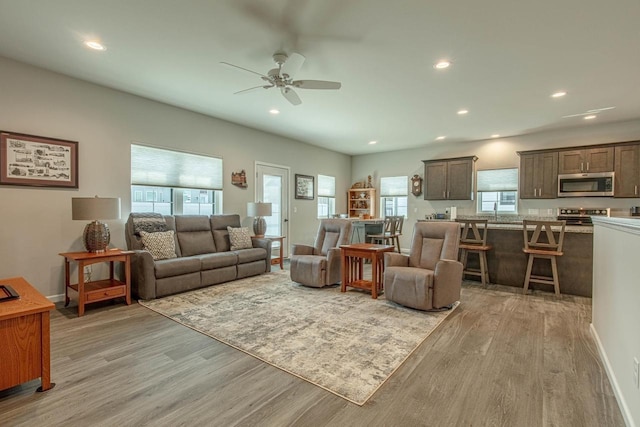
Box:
<box><xmin>247</xmin><ymin>202</ymin><xmax>272</xmax><ymax>217</ymax></box>
<box><xmin>72</xmin><ymin>197</ymin><xmax>121</xmax><ymax>220</ymax></box>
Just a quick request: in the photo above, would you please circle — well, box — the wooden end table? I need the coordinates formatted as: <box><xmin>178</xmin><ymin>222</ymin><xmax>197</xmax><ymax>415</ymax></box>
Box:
<box><xmin>340</xmin><ymin>243</ymin><xmax>395</xmax><ymax>299</ymax></box>
<box><xmin>59</xmin><ymin>249</ymin><xmax>132</xmax><ymax>317</ymax></box>
<box><xmin>253</xmin><ymin>235</ymin><xmax>285</xmax><ymax>270</ymax></box>
<box><xmin>0</xmin><ymin>277</ymin><xmax>55</xmax><ymax>392</ymax></box>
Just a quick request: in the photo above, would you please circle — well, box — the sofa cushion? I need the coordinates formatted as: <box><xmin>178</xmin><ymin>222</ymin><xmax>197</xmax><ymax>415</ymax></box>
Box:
<box><xmin>198</xmin><ymin>252</ymin><xmax>238</xmax><ymax>270</ymax></box>
<box><xmin>154</xmin><ymin>257</ymin><xmax>202</xmax><ymax>279</ymax></box>
<box><xmin>139</xmin><ymin>230</ymin><xmax>177</xmax><ymax>260</ymax></box>
<box><xmin>236</xmin><ymin>247</ymin><xmax>268</xmax><ymax>264</ymax></box>
<box><xmin>228</xmin><ymin>226</ymin><xmax>253</xmax><ymax>250</ymax></box>
<box><xmin>175</xmin><ymin>216</ymin><xmax>216</xmax><ymax>256</ymax></box>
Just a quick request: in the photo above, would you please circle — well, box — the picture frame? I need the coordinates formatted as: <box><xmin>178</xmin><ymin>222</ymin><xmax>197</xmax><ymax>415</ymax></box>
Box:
<box><xmin>0</xmin><ymin>131</ymin><xmax>78</xmax><ymax>188</ymax></box>
<box><xmin>295</xmin><ymin>174</ymin><xmax>314</xmax><ymax>200</ymax></box>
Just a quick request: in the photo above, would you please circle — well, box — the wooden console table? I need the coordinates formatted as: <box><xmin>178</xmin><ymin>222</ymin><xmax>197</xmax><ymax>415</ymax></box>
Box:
<box><xmin>59</xmin><ymin>249</ymin><xmax>132</xmax><ymax>317</ymax></box>
<box><xmin>0</xmin><ymin>277</ymin><xmax>55</xmax><ymax>392</ymax></box>
<box><xmin>340</xmin><ymin>243</ymin><xmax>395</xmax><ymax>299</ymax></box>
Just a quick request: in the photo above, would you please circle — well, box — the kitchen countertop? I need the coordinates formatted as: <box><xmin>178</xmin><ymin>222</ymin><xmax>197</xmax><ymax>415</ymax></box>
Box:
<box><xmin>418</xmin><ymin>218</ymin><xmax>593</xmax><ymax>233</ymax></box>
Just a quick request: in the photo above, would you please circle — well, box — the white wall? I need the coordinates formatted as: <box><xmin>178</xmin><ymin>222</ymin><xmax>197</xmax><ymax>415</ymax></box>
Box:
<box><xmin>591</xmin><ymin>217</ymin><xmax>640</xmax><ymax>427</ymax></box>
<box><xmin>0</xmin><ymin>56</ymin><xmax>351</xmax><ymax>298</ymax></box>
<box><xmin>352</xmin><ymin>121</ymin><xmax>640</xmax><ymax>249</ymax></box>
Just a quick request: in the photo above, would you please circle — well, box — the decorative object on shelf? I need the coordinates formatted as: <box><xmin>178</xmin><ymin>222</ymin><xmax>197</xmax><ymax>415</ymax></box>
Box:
<box><xmin>411</xmin><ymin>174</ymin><xmax>423</xmax><ymax>196</ymax></box>
<box><xmin>0</xmin><ymin>130</ymin><xmax>78</xmax><ymax>188</ymax></box>
<box><xmin>295</xmin><ymin>174</ymin><xmax>314</xmax><ymax>200</ymax></box>
<box><xmin>366</xmin><ymin>175</ymin><xmax>373</xmax><ymax>188</ymax></box>
<box><xmin>247</xmin><ymin>202</ymin><xmax>272</xmax><ymax>237</ymax></box>
<box><xmin>72</xmin><ymin>196</ymin><xmax>121</xmax><ymax>253</ymax></box>
<box><xmin>231</xmin><ymin>169</ymin><xmax>247</xmax><ymax>188</ymax></box>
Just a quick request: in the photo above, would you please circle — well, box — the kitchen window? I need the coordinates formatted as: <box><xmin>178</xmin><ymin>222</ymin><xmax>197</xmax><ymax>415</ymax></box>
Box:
<box><xmin>130</xmin><ymin>144</ymin><xmax>223</xmax><ymax>215</ymax></box>
<box><xmin>476</xmin><ymin>168</ymin><xmax>518</xmax><ymax>213</ymax></box>
<box><xmin>380</xmin><ymin>176</ymin><xmax>408</xmax><ymax>217</ymax></box>
<box><xmin>317</xmin><ymin>174</ymin><xmax>336</xmax><ymax>218</ymax></box>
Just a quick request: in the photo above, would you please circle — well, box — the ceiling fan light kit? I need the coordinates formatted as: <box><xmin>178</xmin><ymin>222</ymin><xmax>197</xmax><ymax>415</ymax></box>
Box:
<box><xmin>222</xmin><ymin>51</ymin><xmax>341</xmax><ymax>106</ymax></box>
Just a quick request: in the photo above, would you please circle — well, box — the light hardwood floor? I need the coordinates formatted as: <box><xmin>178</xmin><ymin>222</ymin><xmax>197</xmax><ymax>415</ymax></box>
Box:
<box><xmin>0</xmin><ymin>275</ymin><xmax>625</xmax><ymax>427</ymax></box>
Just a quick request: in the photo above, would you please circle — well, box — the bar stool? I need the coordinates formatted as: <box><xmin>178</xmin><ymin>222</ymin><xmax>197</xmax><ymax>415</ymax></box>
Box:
<box><xmin>369</xmin><ymin>216</ymin><xmax>403</xmax><ymax>252</ymax></box>
<box><xmin>522</xmin><ymin>220</ymin><xmax>566</xmax><ymax>296</ymax></box>
<box><xmin>457</xmin><ymin>219</ymin><xmax>491</xmax><ymax>287</ymax></box>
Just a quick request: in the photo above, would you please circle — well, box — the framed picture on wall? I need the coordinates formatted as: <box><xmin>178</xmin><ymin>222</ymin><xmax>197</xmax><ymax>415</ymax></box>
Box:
<box><xmin>295</xmin><ymin>174</ymin><xmax>314</xmax><ymax>200</ymax></box>
<box><xmin>0</xmin><ymin>131</ymin><xmax>79</xmax><ymax>188</ymax></box>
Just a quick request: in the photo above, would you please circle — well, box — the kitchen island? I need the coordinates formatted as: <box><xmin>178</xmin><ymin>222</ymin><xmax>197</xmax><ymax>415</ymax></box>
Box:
<box><xmin>419</xmin><ymin>219</ymin><xmax>594</xmax><ymax>296</ymax></box>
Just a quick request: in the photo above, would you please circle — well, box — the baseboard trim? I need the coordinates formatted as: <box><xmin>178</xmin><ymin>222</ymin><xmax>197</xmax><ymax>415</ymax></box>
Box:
<box><xmin>590</xmin><ymin>323</ymin><xmax>636</xmax><ymax>427</ymax></box>
<box><xmin>47</xmin><ymin>293</ymin><xmax>65</xmax><ymax>303</ymax></box>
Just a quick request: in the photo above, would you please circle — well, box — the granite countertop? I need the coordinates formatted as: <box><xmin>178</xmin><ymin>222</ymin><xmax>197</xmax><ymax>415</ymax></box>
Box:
<box><xmin>418</xmin><ymin>218</ymin><xmax>593</xmax><ymax>234</ymax></box>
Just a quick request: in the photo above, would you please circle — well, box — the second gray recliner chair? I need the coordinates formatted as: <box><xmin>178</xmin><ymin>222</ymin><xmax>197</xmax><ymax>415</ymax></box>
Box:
<box><xmin>290</xmin><ymin>219</ymin><xmax>352</xmax><ymax>288</ymax></box>
<box><xmin>384</xmin><ymin>221</ymin><xmax>463</xmax><ymax>310</ymax></box>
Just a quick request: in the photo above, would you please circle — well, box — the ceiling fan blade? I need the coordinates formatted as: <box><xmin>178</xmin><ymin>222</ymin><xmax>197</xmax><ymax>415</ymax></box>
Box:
<box><xmin>280</xmin><ymin>52</ymin><xmax>305</xmax><ymax>78</ymax></box>
<box><xmin>220</xmin><ymin>61</ymin><xmax>269</xmax><ymax>79</ymax></box>
<box><xmin>292</xmin><ymin>80</ymin><xmax>341</xmax><ymax>90</ymax></box>
<box><xmin>234</xmin><ymin>85</ymin><xmax>273</xmax><ymax>95</ymax></box>
<box><xmin>281</xmin><ymin>87</ymin><xmax>302</xmax><ymax>106</ymax></box>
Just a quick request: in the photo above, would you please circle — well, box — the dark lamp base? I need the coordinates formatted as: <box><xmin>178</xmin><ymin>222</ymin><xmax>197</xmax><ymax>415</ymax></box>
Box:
<box><xmin>83</xmin><ymin>220</ymin><xmax>111</xmax><ymax>253</ymax></box>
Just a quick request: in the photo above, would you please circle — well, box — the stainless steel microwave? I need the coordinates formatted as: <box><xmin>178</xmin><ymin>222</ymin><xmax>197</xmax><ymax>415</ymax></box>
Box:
<box><xmin>557</xmin><ymin>172</ymin><xmax>614</xmax><ymax>197</ymax></box>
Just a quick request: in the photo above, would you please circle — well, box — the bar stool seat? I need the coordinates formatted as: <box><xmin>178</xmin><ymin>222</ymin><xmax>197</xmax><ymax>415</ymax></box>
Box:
<box><xmin>457</xmin><ymin>219</ymin><xmax>492</xmax><ymax>287</ymax></box>
<box><xmin>522</xmin><ymin>220</ymin><xmax>566</xmax><ymax>296</ymax></box>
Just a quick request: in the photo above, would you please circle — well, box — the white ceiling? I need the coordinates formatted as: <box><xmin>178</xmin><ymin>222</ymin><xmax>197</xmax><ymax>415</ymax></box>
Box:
<box><xmin>0</xmin><ymin>0</ymin><xmax>639</xmax><ymax>155</ymax></box>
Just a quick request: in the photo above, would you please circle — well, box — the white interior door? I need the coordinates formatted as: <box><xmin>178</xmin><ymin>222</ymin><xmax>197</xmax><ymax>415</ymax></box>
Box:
<box><xmin>256</xmin><ymin>162</ymin><xmax>290</xmax><ymax>257</ymax></box>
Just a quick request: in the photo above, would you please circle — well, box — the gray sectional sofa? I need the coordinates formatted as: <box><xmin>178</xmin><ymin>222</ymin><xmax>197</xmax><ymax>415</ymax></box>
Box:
<box><xmin>125</xmin><ymin>214</ymin><xmax>272</xmax><ymax>300</ymax></box>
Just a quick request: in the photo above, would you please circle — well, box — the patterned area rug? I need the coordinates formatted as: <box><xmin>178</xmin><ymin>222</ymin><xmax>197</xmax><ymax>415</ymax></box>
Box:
<box><xmin>139</xmin><ymin>270</ymin><xmax>458</xmax><ymax>405</ymax></box>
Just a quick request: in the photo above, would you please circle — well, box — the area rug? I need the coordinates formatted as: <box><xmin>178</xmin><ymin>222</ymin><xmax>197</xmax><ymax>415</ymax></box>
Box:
<box><xmin>139</xmin><ymin>270</ymin><xmax>458</xmax><ymax>405</ymax></box>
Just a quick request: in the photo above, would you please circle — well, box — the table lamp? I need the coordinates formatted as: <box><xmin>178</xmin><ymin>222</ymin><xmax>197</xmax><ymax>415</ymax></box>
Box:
<box><xmin>247</xmin><ymin>202</ymin><xmax>272</xmax><ymax>237</ymax></box>
<box><xmin>72</xmin><ymin>196</ymin><xmax>121</xmax><ymax>253</ymax></box>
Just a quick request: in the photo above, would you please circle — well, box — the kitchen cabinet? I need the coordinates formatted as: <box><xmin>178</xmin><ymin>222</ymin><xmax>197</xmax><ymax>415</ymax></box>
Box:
<box><xmin>558</xmin><ymin>147</ymin><xmax>614</xmax><ymax>174</ymax></box>
<box><xmin>614</xmin><ymin>144</ymin><xmax>640</xmax><ymax>197</ymax></box>
<box><xmin>348</xmin><ymin>188</ymin><xmax>376</xmax><ymax>218</ymax></box>
<box><xmin>423</xmin><ymin>156</ymin><xmax>477</xmax><ymax>200</ymax></box>
<box><xmin>519</xmin><ymin>151</ymin><xmax>558</xmax><ymax>198</ymax></box>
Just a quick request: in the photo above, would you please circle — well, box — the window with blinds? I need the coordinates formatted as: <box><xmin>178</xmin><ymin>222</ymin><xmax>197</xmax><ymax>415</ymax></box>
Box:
<box><xmin>380</xmin><ymin>176</ymin><xmax>408</xmax><ymax>217</ymax></box>
<box><xmin>476</xmin><ymin>168</ymin><xmax>518</xmax><ymax>213</ymax></box>
<box><xmin>130</xmin><ymin>144</ymin><xmax>223</xmax><ymax>215</ymax></box>
<box><xmin>317</xmin><ymin>174</ymin><xmax>336</xmax><ymax>218</ymax></box>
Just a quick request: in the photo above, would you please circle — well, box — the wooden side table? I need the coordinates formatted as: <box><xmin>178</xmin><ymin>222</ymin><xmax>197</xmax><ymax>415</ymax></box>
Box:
<box><xmin>59</xmin><ymin>249</ymin><xmax>132</xmax><ymax>317</ymax></box>
<box><xmin>340</xmin><ymin>243</ymin><xmax>395</xmax><ymax>299</ymax></box>
<box><xmin>253</xmin><ymin>235</ymin><xmax>285</xmax><ymax>270</ymax></box>
<box><xmin>0</xmin><ymin>277</ymin><xmax>55</xmax><ymax>392</ymax></box>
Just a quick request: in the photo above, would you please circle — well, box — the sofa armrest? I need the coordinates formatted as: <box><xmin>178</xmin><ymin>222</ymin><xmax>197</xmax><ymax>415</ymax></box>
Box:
<box><xmin>433</xmin><ymin>259</ymin><xmax>463</xmax><ymax>308</ymax></box>
<box><xmin>291</xmin><ymin>244</ymin><xmax>314</xmax><ymax>256</ymax></box>
<box><xmin>129</xmin><ymin>249</ymin><xmax>157</xmax><ymax>300</ymax></box>
<box><xmin>384</xmin><ymin>252</ymin><xmax>409</xmax><ymax>267</ymax></box>
<box><xmin>252</xmin><ymin>237</ymin><xmax>272</xmax><ymax>272</ymax></box>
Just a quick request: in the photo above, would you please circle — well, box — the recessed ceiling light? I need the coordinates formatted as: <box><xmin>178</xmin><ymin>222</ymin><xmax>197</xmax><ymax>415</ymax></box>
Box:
<box><xmin>368</xmin><ymin>140</ymin><xmax>377</xmax><ymax>145</ymax></box>
<box><xmin>434</xmin><ymin>60</ymin><xmax>451</xmax><ymax>69</ymax></box>
<box><xmin>457</xmin><ymin>109</ymin><xmax>468</xmax><ymax>115</ymax></box>
<box><xmin>435</xmin><ymin>136</ymin><xmax>446</xmax><ymax>141</ymax></box>
<box><xmin>269</xmin><ymin>109</ymin><xmax>280</xmax><ymax>115</ymax></box>
<box><xmin>551</xmin><ymin>91</ymin><xmax>567</xmax><ymax>98</ymax></box>
<box><xmin>84</xmin><ymin>40</ymin><xmax>106</xmax><ymax>51</ymax></box>
<box><xmin>584</xmin><ymin>115</ymin><xmax>597</xmax><ymax>120</ymax></box>
<box><xmin>491</xmin><ymin>134</ymin><xmax>500</xmax><ymax>138</ymax></box>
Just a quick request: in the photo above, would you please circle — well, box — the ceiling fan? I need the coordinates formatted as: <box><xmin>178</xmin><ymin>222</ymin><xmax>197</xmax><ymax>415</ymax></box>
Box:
<box><xmin>220</xmin><ymin>52</ymin><xmax>341</xmax><ymax>106</ymax></box>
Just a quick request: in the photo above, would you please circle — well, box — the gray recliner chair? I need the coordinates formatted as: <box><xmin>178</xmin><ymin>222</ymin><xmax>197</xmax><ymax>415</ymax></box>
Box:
<box><xmin>290</xmin><ymin>219</ymin><xmax>352</xmax><ymax>288</ymax></box>
<box><xmin>384</xmin><ymin>221</ymin><xmax>463</xmax><ymax>310</ymax></box>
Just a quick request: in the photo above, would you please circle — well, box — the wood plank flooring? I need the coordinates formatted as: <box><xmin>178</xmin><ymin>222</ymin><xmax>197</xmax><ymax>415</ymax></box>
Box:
<box><xmin>0</xmin><ymin>276</ymin><xmax>624</xmax><ymax>426</ymax></box>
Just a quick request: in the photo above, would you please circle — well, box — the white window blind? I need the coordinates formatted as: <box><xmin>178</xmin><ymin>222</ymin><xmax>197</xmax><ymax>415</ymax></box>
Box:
<box><xmin>380</xmin><ymin>176</ymin><xmax>408</xmax><ymax>196</ymax></box>
<box><xmin>477</xmin><ymin>168</ymin><xmax>518</xmax><ymax>192</ymax></box>
<box><xmin>131</xmin><ymin>144</ymin><xmax>223</xmax><ymax>190</ymax></box>
<box><xmin>317</xmin><ymin>174</ymin><xmax>336</xmax><ymax>197</ymax></box>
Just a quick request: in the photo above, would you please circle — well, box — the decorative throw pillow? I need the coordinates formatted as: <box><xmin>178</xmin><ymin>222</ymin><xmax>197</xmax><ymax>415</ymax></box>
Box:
<box><xmin>227</xmin><ymin>226</ymin><xmax>253</xmax><ymax>250</ymax></box>
<box><xmin>140</xmin><ymin>230</ymin><xmax>177</xmax><ymax>260</ymax></box>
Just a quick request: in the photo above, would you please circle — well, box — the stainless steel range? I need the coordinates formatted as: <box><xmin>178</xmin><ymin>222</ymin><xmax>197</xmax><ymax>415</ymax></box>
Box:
<box><xmin>557</xmin><ymin>207</ymin><xmax>610</xmax><ymax>226</ymax></box>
